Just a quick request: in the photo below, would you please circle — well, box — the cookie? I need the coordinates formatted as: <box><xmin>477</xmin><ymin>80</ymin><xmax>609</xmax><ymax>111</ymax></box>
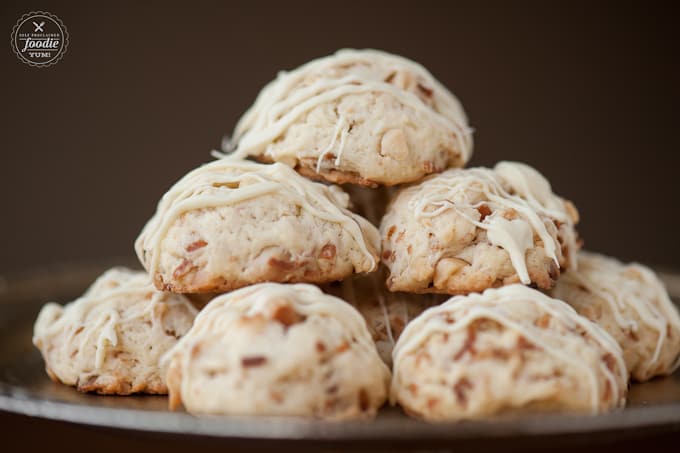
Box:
<box><xmin>135</xmin><ymin>159</ymin><xmax>380</xmax><ymax>293</ymax></box>
<box><xmin>390</xmin><ymin>284</ymin><xmax>628</xmax><ymax>421</ymax></box>
<box><xmin>163</xmin><ymin>283</ymin><xmax>390</xmax><ymax>419</ymax></box>
<box><xmin>32</xmin><ymin>267</ymin><xmax>197</xmax><ymax>395</ymax></box>
<box><xmin>323</xmin><ymin>268</ymin><xmax>445</xmax><ymax>365</ymax></box>
<box><xmin>222</xmin><ymin>49</ymin><xmax>473</xmax><ymax>186</ymax></box>
<box><xmin>550</xmin><ymin>251</ymin><xmax>680</xmax><ymax>381</ymax></box>
<box><xmin>380</xmin><ymin>161</ymin><xmax>580</xmax><ymax>294</ymax></box>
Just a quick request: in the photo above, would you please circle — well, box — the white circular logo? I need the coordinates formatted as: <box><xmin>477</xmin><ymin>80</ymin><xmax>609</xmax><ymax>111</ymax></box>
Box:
<box><xmin>11</xmin><ymin>11</ymin><xmax>69</xmax><ymax>67</ymax></box>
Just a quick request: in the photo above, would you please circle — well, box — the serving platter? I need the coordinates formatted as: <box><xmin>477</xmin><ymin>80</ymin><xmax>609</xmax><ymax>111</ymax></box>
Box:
<box><xmin>2</xmin><ymin>260</ymin><xmax>680</xmax><ymax>447</ymax></box>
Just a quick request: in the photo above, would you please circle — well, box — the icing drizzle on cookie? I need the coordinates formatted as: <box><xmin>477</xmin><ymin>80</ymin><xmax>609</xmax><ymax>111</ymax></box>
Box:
<box><xmin>407</xmin><ymin>161</ymin><xmax>578</xmax><ymax>284</ymax></box>
<box><xmin>32</xmin><ymin>268</ymin><xmax>197</xmax><ymax>369</ymax></box>
<box><xmin>392</xmin><ymin>284</ymin><xmax>628</xmax><ymax>413</ymax></box>
<box><xmin>556</xmin><ymin>251</ymin><xmax>680</xmax><ymax>374</ymax></box>
<box><xmin>134</xmin><ymin>160</ymin><xmax>380</xmax><ymax>279</ymax></box>
<box><xmin>220</xmin><ymin>49</ymin><xmax>473</xmax><ymax>170</ymax></box>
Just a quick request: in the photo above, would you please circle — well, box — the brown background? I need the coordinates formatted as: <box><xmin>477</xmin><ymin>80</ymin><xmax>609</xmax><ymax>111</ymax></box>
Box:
<box><xmin>2</xmin><ymin>1</ymin><xmax>680</xmax><ymax>450</ymax></box>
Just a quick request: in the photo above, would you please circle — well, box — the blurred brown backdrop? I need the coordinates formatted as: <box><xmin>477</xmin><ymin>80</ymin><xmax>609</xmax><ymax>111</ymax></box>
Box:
<box><xmin>1</xmin><ymin>0</ymin><xmax>679</xmax><ymax>275</ymax></box>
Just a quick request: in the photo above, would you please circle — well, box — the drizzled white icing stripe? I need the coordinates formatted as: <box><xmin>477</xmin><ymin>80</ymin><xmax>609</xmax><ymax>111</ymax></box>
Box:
<box><xmin>316</xmin><ymin>114</ymin><xmax>349</xmax><ymax>173</ymax></box>
<box><xmin>560</xmin><ymin>252</ymin><xmax>680</xmax><ymax>372</ymax></box>
<box><xmin>220</xmin><ymin>49</ymin><xmax>472</xmax><ymax>167</ymax></box>
<box><xmin>32</xmin><ymin>268</ymin><xmax>198</xmax><ymax>370</ymax></box>
<box><xmin>392</xmin><ymin>284</ymin><xmax>627</xmax><ymax>413</ymax></box>
<box><xmin>408</xmin><ymin>161</ymin><xmax>577</xmax><ymax>283</ymax></box>
<box><xmin>134</xmin><ymin>160</ymin><xmax>380</xmax><ymax>277</ymax></box>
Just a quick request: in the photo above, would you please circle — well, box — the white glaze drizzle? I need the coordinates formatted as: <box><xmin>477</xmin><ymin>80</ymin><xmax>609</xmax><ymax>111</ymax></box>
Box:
<box><xmin>134</xmin><ymin>160</ymin><xmax>380</xmax><ymax>278</ymax></box>
<box><xmin>219</xmin><ymin>49</ymin><xmax>472</xmax><ymax>169</ymax></box>
<box><xmin>408</xmin><ymin>161</ymin><xmax>577</xmax><ymax>284</ymax></box>
<box><xmin>559</xmin><ymin>251</ymin><xmax>680</xmax><ymax>371</ymax></box>
<box><xmin>315</xmin><ymin>114</ymin><xmax>350</xmax><ymax>173</ymax></box>
<box><xmin>494</xmin><ymin>161</ymin><xmax>579</xmax><ymax>270</ymax></box>
<box><xmin>32</xmin><ymin>268</ymin><xmax>198</xmax><ymax>370</ymax></box>
<box><xmin>392</xmin><ymin>284</ymin><xmax>626</xmax><ymax>412</ymax></box>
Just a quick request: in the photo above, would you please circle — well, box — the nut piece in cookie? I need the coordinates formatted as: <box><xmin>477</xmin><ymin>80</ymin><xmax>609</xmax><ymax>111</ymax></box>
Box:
<box><xmin>224</xmin><ymin>49</ymin><xmax>473</xmax><ymax>186</ymax></box>
<box><xmin>135</xmin><ymin>159</ymin><xmax>380</xmax><ymax>293</ymax></box>
<box><xmin>390</xmin><ymin>284</ymin><xmax>628</xmax><ymax>421</ymax></box>
<box><xmin>163</xmin><ymin>283</ymin><xmax>390</xmax><ymax>419</ymax></box>
<box><xmin>550</xmin><ymin>251</ymin><xmax>680</xmax><ymax>382</ymax></box>
<box><xmin>32</xmin><ymin>267</ymin><xmax>197</xmax><ymax>395</ymax></box>
<box><xmin>380</xmin><ymin>161</ymin><xmax>580</xmax><ymax>294</ymax></box>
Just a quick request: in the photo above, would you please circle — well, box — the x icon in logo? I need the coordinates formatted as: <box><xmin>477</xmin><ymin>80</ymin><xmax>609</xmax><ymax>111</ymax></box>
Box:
<box><xmin>33</xmin><ymin>21</ymin><xmax>45</xmax><ymax>32</ymax></box>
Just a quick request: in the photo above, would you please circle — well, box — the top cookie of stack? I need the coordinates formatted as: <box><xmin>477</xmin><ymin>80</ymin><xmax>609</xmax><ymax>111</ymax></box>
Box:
<box><xmin>223</xmin><ymin>48</ymin><xmax>473</xmax><ymax>187</ymax></box>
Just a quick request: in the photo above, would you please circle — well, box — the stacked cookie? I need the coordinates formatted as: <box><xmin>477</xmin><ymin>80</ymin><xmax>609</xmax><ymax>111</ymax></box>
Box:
<box><xmin>33</xmin><ymin>49</ymin><xmax>680</xmax><ymax>423</ymax></box>
<box><xmin>33</xmin><ymin>268</ymin><xmax>198</xmax><ymax>395</ymax></box>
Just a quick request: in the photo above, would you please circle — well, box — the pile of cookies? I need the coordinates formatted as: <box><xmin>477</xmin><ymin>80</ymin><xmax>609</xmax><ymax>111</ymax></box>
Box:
<box><xmin>33</xmin><ymin>49</ymin><xmax>680</xmax><ymax>422</ymax></box>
